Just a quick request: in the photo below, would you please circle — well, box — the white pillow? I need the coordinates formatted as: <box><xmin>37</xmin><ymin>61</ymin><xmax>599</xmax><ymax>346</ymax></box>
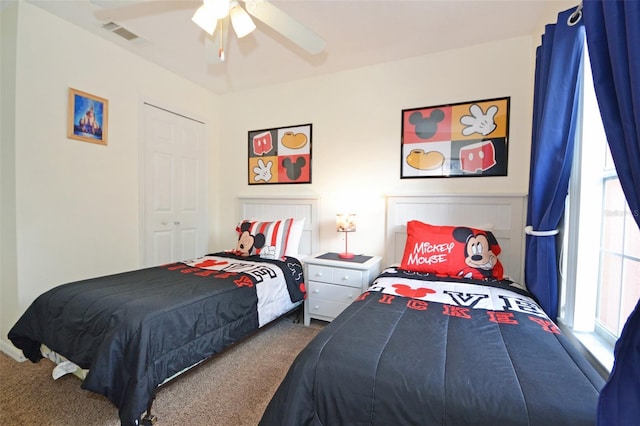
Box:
<box><xmin>285</xmin><ymin>218</ymin><xmax>305</xmax><ymax>258</ymax></box>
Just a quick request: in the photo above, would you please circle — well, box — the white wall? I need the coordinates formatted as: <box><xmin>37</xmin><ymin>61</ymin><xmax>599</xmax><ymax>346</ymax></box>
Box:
<box><xmin>0</xmin><ymin>2</ymin><xmax>220</xmax><ymax>357</ymax></box>
<box><xmin>1</xmin><ymin>0</ymin><xmax>20</xmax><ymax>360</ymax></box>
<box><xmin>215</xmin><ymin>35</ymin><xmax>536</xmax><ymax>259</ymax></box>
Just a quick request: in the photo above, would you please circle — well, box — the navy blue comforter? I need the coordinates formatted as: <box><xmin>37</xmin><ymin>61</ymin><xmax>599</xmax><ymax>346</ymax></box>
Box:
<box><xmin>261</xmin><ymin>267</ymin><xmax>603</xmax><ymax>426</ymax></box>
<box><xmin>9</xmin><ymin>253</ymin><xmax>304</xmax><ymax>425</ymax></box>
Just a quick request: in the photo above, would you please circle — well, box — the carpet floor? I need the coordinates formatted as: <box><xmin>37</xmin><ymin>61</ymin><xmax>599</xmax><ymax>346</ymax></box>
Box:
<box><xmin>0</xmin><ymin>315</ymin><xmax>323</xmax><ymax>426</ymax></box>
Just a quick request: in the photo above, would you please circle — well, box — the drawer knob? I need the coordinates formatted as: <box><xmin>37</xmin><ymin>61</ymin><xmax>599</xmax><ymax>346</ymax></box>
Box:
<box><xmin>341</xmin><ymin>275</ymin><xmax>349</xmax><ymax>281</ymax></box>
<box><xmin>314</xmin><ymin>289</ymin><xmax>319</xmax><ymax>293</ymax></box>
<box><xmin>316</xmin><ymin>272</ymin><xmax>323</xmax><ymax>277</ymax></box>
<box><xmin>314</xmin><ymin>305</ymin><xmax>319</xmax><ymax>310</ymax></box>
<box><xmin>348</xmin><ymin>294</ymin><xmax>353</xmax><ymax>299</ymax></box>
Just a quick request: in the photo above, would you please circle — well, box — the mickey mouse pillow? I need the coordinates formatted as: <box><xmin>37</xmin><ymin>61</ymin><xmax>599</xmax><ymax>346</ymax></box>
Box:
<box><xmin>400</xmin><ymin>221</ymin><xmax>504</xmax><ymax>280</ymax></box>
<box><xmin>235</xmin><ymin>218</ymin><xmax>294</xmax><ymax>260</ymax></box>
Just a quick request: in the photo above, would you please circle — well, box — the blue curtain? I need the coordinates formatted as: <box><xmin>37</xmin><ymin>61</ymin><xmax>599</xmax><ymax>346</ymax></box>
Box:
<box><xmin>583</xmin><ymin>1</ymin><xmax>640</xmax><ymax>424</ymax></box>
<box><xmin>525</xmin><ymin>8</ymin><xmax>585</xmax><ymax>320</ymax></box>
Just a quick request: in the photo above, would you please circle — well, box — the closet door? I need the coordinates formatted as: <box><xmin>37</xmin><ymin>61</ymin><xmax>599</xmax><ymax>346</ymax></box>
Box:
<box><xmin>142</xmin><ymin>103</ymin><xmax>208</xmax><ymax>266</ymax></box>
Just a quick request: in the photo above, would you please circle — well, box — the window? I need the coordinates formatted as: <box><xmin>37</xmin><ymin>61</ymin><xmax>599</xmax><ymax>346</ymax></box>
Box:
<box><xmin>560</xmin><ymin>45</ymin><xmax>640</xmax><ymax>371</ymax></box>
<box><xmin>598</xmin><ymin>173</ymin><xmax>640</xmax><ymax>340</ymax></box>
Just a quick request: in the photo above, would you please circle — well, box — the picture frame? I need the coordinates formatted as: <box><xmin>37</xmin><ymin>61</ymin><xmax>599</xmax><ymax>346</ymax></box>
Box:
<box><xmin>401</xmin><ymin>96</ymin><xmax>510</xmax><ymax>178</ymax></box>
<box><xmin>67</xmin><ymin>88</ymin><xmax>109</xmax><ymax>145</ymax></box>
<box><xmin>248</xmin><ymin>123</ymin><xmax>312</xmax><ymax>185</ymax></box>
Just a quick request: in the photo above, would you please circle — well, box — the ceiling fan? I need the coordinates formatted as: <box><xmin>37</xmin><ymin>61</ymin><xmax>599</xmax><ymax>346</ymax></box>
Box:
<box><xmin>90</xmin><ymin>0</ymin><xmax>326</xmax><ymax>62</ymax></box>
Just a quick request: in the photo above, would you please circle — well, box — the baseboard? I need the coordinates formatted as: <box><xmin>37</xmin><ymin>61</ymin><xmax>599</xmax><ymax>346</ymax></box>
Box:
<box><xmin>0</xmin><ymin>339</ymin><xmax>26</xmax><ymax>362</ymax></box>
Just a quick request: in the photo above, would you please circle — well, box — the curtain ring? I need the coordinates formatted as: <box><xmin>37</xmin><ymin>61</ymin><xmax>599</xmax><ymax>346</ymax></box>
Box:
<box><xmin>568</xmin><ymin>4</ymin><xmax>583</xmax><ymax>26</ymax></box>
<box><xmin>525</xmin><ymin>226</ymin><xmax>559</xmax><ymax>237</ymax></box>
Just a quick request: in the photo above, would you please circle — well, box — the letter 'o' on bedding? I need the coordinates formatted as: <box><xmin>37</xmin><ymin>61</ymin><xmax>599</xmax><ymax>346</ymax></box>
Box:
<box><xmin>400</xmin><ymin>221</ymin><xmax>504</xmax><ymax>280</ymax></box>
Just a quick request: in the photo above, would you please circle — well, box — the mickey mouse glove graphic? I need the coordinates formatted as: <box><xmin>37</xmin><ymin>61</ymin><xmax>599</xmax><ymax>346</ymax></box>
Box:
<box><xmin>253</xmin><ymin>159</ymin><xmax>272</xmax><ymax>182</ymax></box>
<box><xmin>460</xmin><ymin>104</ymin><xmax>498</xmax><ymax>136</ymax></box>
<box><xmin>260</xmin><ymin>245</ymin><xmax>277</xmax><ymax>259</ymax></box>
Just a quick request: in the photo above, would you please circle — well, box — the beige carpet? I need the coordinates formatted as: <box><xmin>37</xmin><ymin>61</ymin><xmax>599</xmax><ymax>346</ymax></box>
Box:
<box><xmin>0</xmin><ymin>315</ymin><xmax>323</xmax><ymax>426</ymax></box>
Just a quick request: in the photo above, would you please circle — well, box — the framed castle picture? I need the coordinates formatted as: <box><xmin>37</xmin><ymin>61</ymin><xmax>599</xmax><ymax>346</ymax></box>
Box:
<box><xmin>401</xmin><ymin>97</ymin><xmax>510</xmax><ymax>178</ymax></box>
<box><xmin>248</xmin><ymin>123</ymin><xmax>312</xmax><ymax>185</ymax></box>
<box><xmin>67</xmin><ymin>88</ymin><xmax>108</xmax><ymax>145</ymax></box>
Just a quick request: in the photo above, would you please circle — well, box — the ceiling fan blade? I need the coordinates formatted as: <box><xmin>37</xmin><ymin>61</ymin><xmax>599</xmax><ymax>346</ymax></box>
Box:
<box><xmin>90</xmin><ymin>0</ymin><xmax>150</xmax><ymax>8</ymax></box>
<box><xmin>205</xmin><ymin>16</ymin><xmax>230</xmax><ymax>64</ymax></box>
<box><xmin>90</xmin><ymin>0</ymin><xmax>196</xmax><ymax>20</ymax></box>
<box><xmin>243</xmin><ymin>1</ymin><xmax>325</xmax><ymax>55</ymax></box>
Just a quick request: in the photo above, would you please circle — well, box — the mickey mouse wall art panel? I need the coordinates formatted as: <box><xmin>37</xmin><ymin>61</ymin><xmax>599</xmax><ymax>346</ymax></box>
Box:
<box><xmin>401</xmin><ymin>97</ymin><xmax>510</xmax><ymax>178</ymax></box>
<box><xmin>248</xmin><ymin>123</ymin><xmax>312</xmax><ymax>185</ymax></box>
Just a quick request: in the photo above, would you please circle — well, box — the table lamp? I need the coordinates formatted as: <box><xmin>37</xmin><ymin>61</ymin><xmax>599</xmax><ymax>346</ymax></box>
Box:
<box><xmin>336</xmin><ymin>214</ymin><xmax>356</xmax><ymax>259</ymax></box>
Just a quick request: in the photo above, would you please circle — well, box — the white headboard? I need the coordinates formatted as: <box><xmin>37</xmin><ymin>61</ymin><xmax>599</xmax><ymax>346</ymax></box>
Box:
<box><xmin>386</xmin><ymin>194</ymin><xmax>527</xmax><ymax>283</ymax></box>
<box><xmin>238</xmin><ymin>196</ymin><xmax>320</xmax><ymax>257</ymax></box>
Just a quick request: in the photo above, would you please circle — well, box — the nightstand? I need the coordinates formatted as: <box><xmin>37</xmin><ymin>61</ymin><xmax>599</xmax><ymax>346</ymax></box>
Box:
<box><xmin>303</xmin><ymin>253</ymin><xmax>382</xmax><ymax>325</ymax></box>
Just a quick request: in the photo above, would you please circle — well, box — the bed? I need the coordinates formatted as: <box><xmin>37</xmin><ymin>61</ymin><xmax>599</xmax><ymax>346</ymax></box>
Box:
<box><xmin>8</xmin><ymin>196</ymin><xmax>319</xmax><ymax>426</ymax></box>
<box><xmin>260</xmin><ymin>194</ymin><xmax>605</xmax><ymax>426</ymax></box>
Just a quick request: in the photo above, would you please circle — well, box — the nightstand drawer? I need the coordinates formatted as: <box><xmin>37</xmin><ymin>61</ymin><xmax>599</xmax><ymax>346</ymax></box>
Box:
<box><xmin>307</xmin><ymin>298</ymin><xmax>350</xmax><ymax>319</ymax></box>
<box><xmin>303</xmin><ymin>254</ymin><xmax>382</xmax><ymax>326</ymax></box>
<box><xmin>308</xmin><ymin>281</ymin><xmax>360</xmax><ymax>303</ymax></box>
<box><xmin>307</xmin><ymin>264</ymin><xmax>363</xmax><ymax>288</ymax></box>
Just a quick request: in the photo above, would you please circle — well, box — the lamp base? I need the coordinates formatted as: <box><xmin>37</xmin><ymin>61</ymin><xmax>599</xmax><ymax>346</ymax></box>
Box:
<box><xmin>338</xmin><ymin>252</ymin><xmax>355</xmax><ymax>259</ymax></box>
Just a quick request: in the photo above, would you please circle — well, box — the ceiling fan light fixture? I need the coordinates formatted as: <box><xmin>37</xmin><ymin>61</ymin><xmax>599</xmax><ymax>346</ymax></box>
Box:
<box><xmin>203</xmin><ymin>0</ymin><xmax>230</xmax><ymax>20</ymax></box>
<box><xmin>229</xmin><ymin>1</ymin><xmax>256</xmax><ymax>38</ymax></box>
<box><xmin>244</xmin><ymin>0</ymin><xmax>264</xmax><ymax>15</ymax></box>
<box><xmin>191</xmin><ymin>5</ymin><xmax>217</xmax><ymax>35</ymax></box>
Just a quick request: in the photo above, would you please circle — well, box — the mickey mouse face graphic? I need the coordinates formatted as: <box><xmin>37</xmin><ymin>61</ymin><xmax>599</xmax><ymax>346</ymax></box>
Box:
<box><xmin>282</xmin><ymin>157</ymin><xmax>307</xmax><ymax>180</ymax></box>
<box><xmin>453</xmin><ymin>227</ymin><xmax>498</xmax><ymax>274</ymax></box>
<box><xmin>235</xmin><ymin>222</ymin><xmax>265</xmax><ymax>257</ymax></box>
<box><xmin>409</xmin><ymin>109</ymin><xmax>445</xmax><ymax>140</ymax></box>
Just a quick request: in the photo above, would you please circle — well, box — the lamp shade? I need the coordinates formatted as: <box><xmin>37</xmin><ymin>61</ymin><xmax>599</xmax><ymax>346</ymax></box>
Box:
<box><xmin>204</xmin><ymin>0</ymin><xmax>230</xmax><ymax>19</ymax></box>
<box><xmin>336</xmin><ymin>214</ymin><xmax>356</xmax><ymax>232</ymax></box>
<box><xmin>230</xmin><ymin>1</ymin><xmax>256</xmax><ymax>38</ymax></box>
<box><xmin>192</xmin><ymin>4</ymin><xmax>217</xmax><ymax>35</ymax></box>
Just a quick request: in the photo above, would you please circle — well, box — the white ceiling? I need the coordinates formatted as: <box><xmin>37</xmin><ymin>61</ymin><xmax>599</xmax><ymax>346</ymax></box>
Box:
<box><xmin>26</xmin><ymin>0</ymin><xmax>577</xmax><ymax>95</ymax></box>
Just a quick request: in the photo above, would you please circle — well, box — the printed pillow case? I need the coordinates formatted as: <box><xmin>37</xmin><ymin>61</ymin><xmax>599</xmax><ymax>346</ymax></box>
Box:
<box><xmin>400</xmin><ymin>221</ymin><xmax>504</xmax><ymax>280</ymax></box>
<box><xmin>236</xmin><ymin>218</ymin><xmax>297</xmax><ymax>260</ymax></box>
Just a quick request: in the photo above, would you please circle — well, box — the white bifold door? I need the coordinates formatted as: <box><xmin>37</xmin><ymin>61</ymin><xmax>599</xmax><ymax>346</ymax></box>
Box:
<box><xmin>142</xmin><ymin>103</ymin><xmax>208</xmax><ymax>267</ymax></box>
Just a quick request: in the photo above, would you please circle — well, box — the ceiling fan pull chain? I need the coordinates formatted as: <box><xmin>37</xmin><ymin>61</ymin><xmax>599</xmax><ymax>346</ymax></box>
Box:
<box><xmin>218</xmin><ymin>19</ymin><xmax>225</xmax><ymax>61</ymax></box>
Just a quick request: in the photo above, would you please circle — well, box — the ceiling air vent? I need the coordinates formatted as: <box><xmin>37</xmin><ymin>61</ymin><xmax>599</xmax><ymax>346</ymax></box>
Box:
<box><xmin>102</xmin><ymin>21</ymin><xmax>139</xmax><ymax>41</ymax></box>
